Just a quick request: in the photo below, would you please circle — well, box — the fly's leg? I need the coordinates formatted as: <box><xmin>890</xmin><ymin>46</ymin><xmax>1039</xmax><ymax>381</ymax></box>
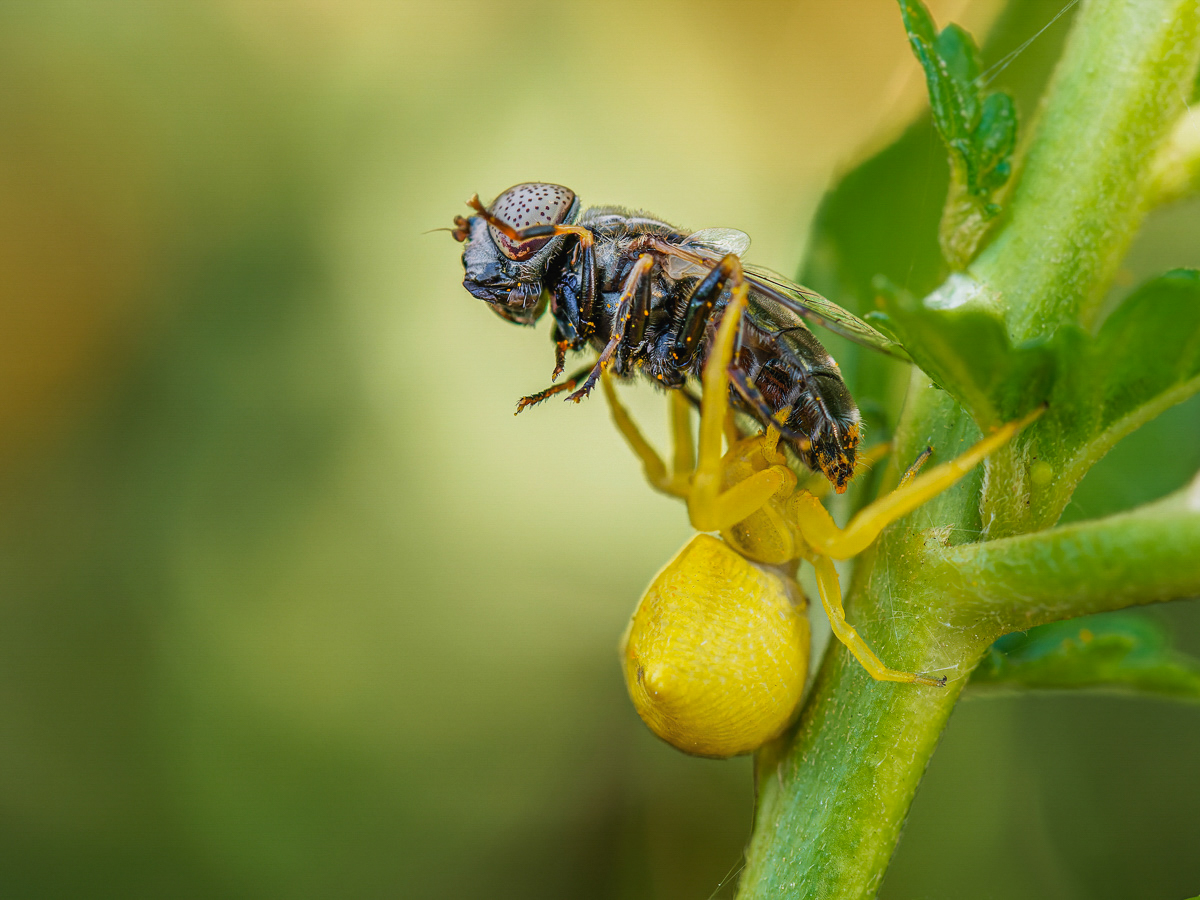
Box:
<box><xmin>791</xmin><ymin>405</ymin><xmax>1046</xmax><ymax>560</ymax></box>
<box><xmin>515</xmin><ymin>363</ymin><xmax>595</xmax><ymax>414</ymax></box>
<box><xmin>550</xmin><ymin>324</ymin><xmax>579</xmax><ymax>381</ymax></box>
<box><xmin>811</xmin><ymin>556</ymin><xmax>946</xmax><ymax>686</ymax></box>
<box><xmin>670</xmin><ymin>254</ymin><xmax>743</xmax><ymax>366</ymax></box>
<box><xmin>568</xmin><ymin>253</ymin><xmax>655</xmax><ymax>402</ymax></box>
<box><xmin>553</xmin><ymin>339</ymin><xmax>569</xmax><ymax>380</ymax></box>
<box><xmin>623</xmin><ymin>249</ymin><xmax>654</xmax><ymax>350</ymax></box>
<box><xmin>727</xmin><ymin>367</ymin><xmax>814</xmax><ymax>445</ymax></box>
<box><xmin>685</xmin><ymin>262</ymin><xmax>796</xmax><ymax>533</ymax></box>
<box><xmin>576</xmin><ymin>237</ymin><xmax>596</xmax><ymax>337</ymax></box>
<box><xmin>601</xmin><ymin>375</ymin><xmax>693</xmax><ymax>499</ymax></box>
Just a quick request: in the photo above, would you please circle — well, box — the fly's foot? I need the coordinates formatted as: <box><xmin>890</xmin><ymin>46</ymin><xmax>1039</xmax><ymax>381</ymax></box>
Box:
<box><xmin>518</xmin><ymin>363</ymin><xmax>596</xmax><ymax>414</ymax></box>
<box><xmin>566</xmin><ymin>378</ymin><xmax>598</xmax><ymax>403</ymax></box>
<box><xmin>515</xmin><ymin>393</ymin><xmax>550</xmax><ymax>415</ymax></box>
<box><xmin>552</xmin><ymin>340</ymin><xmax>572</xmax><ymax>380</ymax></box>
<box><xmin>515</xmin><ymin>378</ymin><xmax>578</xmax><ymax>414</ymax></box>
<box><xmin>567</xmin><ymin>361</ymin><xmax>609</xmax><ymax>403</ymax></box>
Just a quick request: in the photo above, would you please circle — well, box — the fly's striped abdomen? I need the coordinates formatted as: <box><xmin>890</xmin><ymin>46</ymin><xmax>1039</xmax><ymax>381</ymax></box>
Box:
<box><xmin>736</xmin><ymin>304</ymin><xmax>861</xmax><ymax>491</ymax></box>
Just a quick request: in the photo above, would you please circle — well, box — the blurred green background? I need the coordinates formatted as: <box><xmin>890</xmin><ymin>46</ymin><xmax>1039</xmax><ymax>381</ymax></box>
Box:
<box><xmin>0</xmin><ymin>1</ymin><xmax>1197</xmax><ymax>898</ymax></box>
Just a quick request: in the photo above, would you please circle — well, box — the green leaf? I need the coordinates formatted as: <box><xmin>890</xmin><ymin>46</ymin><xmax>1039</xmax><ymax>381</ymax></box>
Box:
<box><xmin>897</xmin><ymin>0</ymin><xmax>1018</xmax><ymax>268</ymax></box>
<box><xmin>970</xmin><ymin>92</ymin><xmax>1017</xmax><ymax>202</ymax></box>
<box><xmin>1015</xmin><ymin>269</ymin><xmax>1200</xmax><ymax>529</ymax></box>
<box><xmin>934</xmin><ymin>23</ymin><xmax>983</xmax><ymax>85</ymax></box>
<box><xmin>1053</xmin><ymin>270</ymin><xmax>1200</xmax><ymax>445</ymax></box>
<box><xmin>869</xmin><ymin>274</ymin><xmax>1060</xmax><ymax>427</ymax></box>
<box><xmin>972</xmin><ymin>612</ymin><xmax>1200</xmax><ymax>699</ymax></box>
<box><xmin>873</xmin><ymin>268</ymin><xmax>1200</xmax><ymax>489</ymax></box>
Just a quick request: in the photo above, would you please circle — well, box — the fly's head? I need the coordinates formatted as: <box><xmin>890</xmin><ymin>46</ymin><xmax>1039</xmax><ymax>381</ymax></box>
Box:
<box><xmin>452</xmin><ymin>182</ymin><xmax>580</xmax><ymax>326</ymax></box>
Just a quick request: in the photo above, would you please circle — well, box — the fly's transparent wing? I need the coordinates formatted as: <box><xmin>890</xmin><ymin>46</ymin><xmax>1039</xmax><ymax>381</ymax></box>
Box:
<box><xmin>664</xmin><ymin>228</ymin><xmax>752</xmax><ymax>279</ymax></box>
<box><xmin>686</xmin><ymin>227</ymin><xmax>750</xmax><ymax>256</ymax></box>
<box><xmin>744</xmin><ymin>264</ymin><xmax>911</xmax><ymax>361</ymax></box>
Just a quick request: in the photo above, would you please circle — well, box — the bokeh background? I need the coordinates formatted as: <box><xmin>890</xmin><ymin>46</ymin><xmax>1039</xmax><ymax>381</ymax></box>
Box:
<box><xmin>1</xmin><ymin>1</ymin><xmax>1198</xmax><ymax>898</ymax></box>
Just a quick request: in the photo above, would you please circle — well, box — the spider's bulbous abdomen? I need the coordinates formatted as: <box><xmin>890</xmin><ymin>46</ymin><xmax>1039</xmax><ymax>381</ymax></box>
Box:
<box><xmin>620</xmin><ymin>534</ymin><xmax>810</xmax><ymax>758</ymax></box>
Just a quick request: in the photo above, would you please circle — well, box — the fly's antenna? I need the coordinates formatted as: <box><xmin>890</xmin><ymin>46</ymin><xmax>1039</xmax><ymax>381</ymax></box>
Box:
<box><xmin>430</xmin><ymin>214</ymin><xmax>472</xmax><ymax>242</ymax></box>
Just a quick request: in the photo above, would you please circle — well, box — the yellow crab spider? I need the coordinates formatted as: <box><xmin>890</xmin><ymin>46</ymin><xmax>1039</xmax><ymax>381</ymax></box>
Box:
<box><xmin>607</xmin><ymin>279</ymin><xmax>1042</xmax><ymax>758</ymax></box>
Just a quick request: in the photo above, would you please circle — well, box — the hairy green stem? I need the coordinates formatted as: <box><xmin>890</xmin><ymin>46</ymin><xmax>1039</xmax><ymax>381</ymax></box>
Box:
<box><xmin>972</xmin><ymin>0</ymin><xmax>1200</xmax><ymax>340</ymax></box>
<box><xmin>745</xmin><ymin>634</ymin><xmax>970</xmax><ymax>899</ymax></box>
<box><xmin>937</xmin><ymin>472</ymin><xmax>1200</xmax><ymax>634</ymax></box>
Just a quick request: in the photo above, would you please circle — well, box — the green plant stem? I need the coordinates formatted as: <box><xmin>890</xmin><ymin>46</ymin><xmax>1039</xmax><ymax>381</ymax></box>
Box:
<box><xmin>971</xmin><ymin>0</ymin><xmax>1200</xmax><ymax>341</ymax></box>
<box><xmin>745</xmin><ymin>634</ymin><xmax>971</xmax><ymax>899</ymax></box>
<box><xmin>935</xmin><ymin>472</ymin><xmax>1200</xmax><ymax>633</ymax></box>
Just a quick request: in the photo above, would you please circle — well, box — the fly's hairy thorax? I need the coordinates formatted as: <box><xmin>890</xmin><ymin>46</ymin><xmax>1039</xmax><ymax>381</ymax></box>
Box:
<box><xmin>561</xmin><ymin>207</ymin><xmax>694</xmax><ymax>381</ymax></box>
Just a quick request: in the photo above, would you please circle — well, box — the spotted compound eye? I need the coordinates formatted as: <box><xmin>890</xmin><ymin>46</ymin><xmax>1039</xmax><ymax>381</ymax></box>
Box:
<box><xmin>487</xmin><ymin>183</ymin><xmax>576</xmax><ymax>261</ymax></box>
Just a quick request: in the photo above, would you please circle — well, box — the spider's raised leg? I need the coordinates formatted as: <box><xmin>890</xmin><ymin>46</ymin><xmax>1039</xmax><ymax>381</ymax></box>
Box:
<box><xmin>792</xmin><ymin>406</ymin><xmax>1046</xmax><ymax>560</ymax></box>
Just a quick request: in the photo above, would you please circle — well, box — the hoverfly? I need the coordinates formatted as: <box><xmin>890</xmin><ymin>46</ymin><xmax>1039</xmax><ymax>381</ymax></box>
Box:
<box><xmin>451</xmin><ymin>182</ymin><xmax>910</xmax><ymax>492</ymax></box>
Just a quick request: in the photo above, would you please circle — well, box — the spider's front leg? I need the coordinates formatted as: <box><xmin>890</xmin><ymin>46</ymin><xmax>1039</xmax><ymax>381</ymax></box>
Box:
<box><xmin>809</xmin><ymin>554</ymin><xmax>947</xmax><ymax>686</ymax></box>
<box><xmin>792</xmin><ymin>408</ymin><xmax>1045</xmax><ymax>687</ymax></box>
<box><xmin>683</xmin><ymin>258</ymin><xmax>796</xmax><ymax>533</ymax></box>
<box><xmin>791</xmin><ymin>405</ymin><xmax>1046</xmax><ymax>560</ymax></box>
<box><xmin>601</xmin><ymin>375</ymin><xmax>694</xmax><ymax>499</ymax></box>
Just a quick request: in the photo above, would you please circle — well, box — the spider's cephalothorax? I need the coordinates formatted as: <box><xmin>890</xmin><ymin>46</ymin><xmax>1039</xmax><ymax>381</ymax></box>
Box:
<box><xmin>452</xmin><ymin>182</ymin><xmax>911</xmax><ymax>491</ymax></box>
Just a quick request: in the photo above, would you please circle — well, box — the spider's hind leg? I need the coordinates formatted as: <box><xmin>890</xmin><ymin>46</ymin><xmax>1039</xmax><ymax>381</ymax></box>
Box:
<box><xmin>811</xmin><ymin>555</ymin><xmax>946</xmax><ymax>686</ymax></box>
